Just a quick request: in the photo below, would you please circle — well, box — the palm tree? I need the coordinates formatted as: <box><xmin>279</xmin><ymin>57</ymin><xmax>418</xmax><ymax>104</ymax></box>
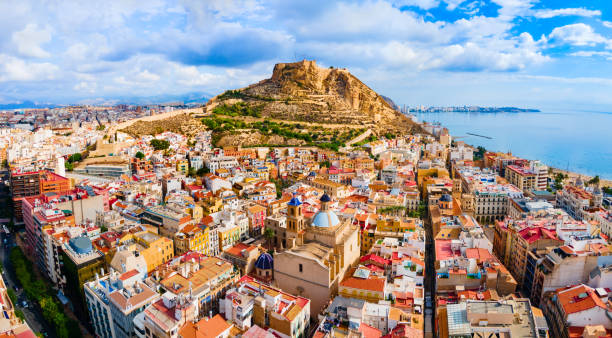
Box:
<box><xmin>264</xmin><ymin>228</ymin><xmax>275</xmax><ymax>250</ymax></box>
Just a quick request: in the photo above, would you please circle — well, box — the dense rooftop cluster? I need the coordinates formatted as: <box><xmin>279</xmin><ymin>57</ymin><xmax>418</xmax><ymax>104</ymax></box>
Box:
<box><xmin>0</xmin><ymin>111</ymin><xmax>610</xmax><ymax>338</ymax></box>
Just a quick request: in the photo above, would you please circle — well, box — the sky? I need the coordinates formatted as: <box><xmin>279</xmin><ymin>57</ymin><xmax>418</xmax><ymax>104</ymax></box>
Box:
<box><xmin>1</xmin><ymin>0</ymin><xmax>612</xmax><ymax>110</ymax></box>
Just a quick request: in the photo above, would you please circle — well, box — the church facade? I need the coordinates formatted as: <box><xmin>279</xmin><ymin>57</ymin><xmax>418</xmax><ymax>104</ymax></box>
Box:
<box><xmin>273</xmin><ymin>194</ymin><xmax>361</xmax><ymax>317</ymax></box>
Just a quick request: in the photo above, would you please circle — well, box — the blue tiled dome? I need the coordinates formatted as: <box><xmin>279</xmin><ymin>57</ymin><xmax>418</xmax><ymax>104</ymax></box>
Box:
<box><xmin>320</xmin><ymin>193</ymin><xmax>331</xmax><ymax>203</ymax></box>
<box><xmin>312</xmin><ymin>210</ymin><xmax>340</xmax><ymax>228</ymax></box>
<box><xmin>69</xmin><ymin>236</ymin><xmax>93</xmax><ymax>254</ymax></box>
<box><xmin>440</xmin><ymin>194</ymin><xmax>452</xmax><ymax>202</ymax></box>
<box><xmin>255</xmin><ymin>252</ymin><xmax>273</xmax><ymax>270</ymax></box>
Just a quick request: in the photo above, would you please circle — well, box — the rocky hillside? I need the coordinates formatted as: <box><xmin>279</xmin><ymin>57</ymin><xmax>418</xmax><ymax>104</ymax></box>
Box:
<box><xmin>205</xmin><ymin>60</ymin><xmax>420</xmax><ymax>135</ymax></box>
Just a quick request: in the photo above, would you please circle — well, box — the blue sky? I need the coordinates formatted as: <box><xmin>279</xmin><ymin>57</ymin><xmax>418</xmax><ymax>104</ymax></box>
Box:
<box><xmin>1</xmin><ymin>0</ymin><xmax>612</xmax><ymax>110</ymax></box>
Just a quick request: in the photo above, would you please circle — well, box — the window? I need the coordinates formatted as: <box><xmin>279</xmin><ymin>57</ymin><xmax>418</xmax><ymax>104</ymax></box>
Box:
<box><xmin>299</xmin><ymin>264</ymin><xmax>303</xmax><ymax>272</ymax></box>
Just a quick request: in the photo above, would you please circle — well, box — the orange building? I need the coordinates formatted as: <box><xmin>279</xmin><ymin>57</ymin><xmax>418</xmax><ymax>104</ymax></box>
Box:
<box><xmin>40</xmin><ymin>171</ymin><xmax>71</xmax><ymax>194</ymax></box>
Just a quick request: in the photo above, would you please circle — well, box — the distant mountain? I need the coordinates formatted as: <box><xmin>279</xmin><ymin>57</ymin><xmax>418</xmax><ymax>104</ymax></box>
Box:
<box><xmin>0</xmin><ymin>93</ymin><xmax>213</xmax><ymax>110</ymax></box>
<box><xmin>0</xmin><ymin>101</ymin><xmax>60</xmax><ymax>110</ymax></box>
<box><xmin>380</xmin><ymin>95</ymin><xmax>400</xmax><ymax>112</ymax></box>
<box><xmin>205</xmin><ymin>60</ymin><xmax>422</xmax><ymax>135</ymax></box>
<box><xmin>78</xmin><ymin>92</ymin><xmax>213</xmax><ymax>106</ymax></box>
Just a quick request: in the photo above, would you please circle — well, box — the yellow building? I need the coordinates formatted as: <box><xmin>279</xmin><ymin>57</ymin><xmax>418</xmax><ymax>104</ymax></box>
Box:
<box><xmin>252</xmin><ymin>166</ymin><xmax>270</xmax><ymax>180</ymax></box>
<box><xmin>186</xmin><ymin>204</ymin><xmax>203</xmax><ymax>223</ymax></box>
<box><xmin>417</xmin><ymin>167</ymin><xmax>450</xmax><ymax>187</ymax></box>
<box><xmin>174</xmin><ymin>223</ymin><xmax>209</xmax><ymax>256</ymax></box>
<box><xmin>176</xmin><ymin>160</ymin><xmax>189</xmax><ymax>174</ymax></box>
<box><xmin>338</xmin><ymin>267</ymin><xmax>387</xmax><ymax>303</ymax></box>
<box><xmin>199</xmin><ymin>195</ymin><xmax>224</xmax><ymax>215</ymax></box>
<box><xmin>376</xmin><ymin>216</ymin><xmax>418</xmax><ymax>233</ymax></box>
<box><xmin>121</xmin><ymin>231</ymin><xmax>174</xmax><ymax>272</ymax></box>
<box><xmin>361</xmin><ymin>216</ymin><xmax>421</xmax><ymax>254</ymax></box>
<box><xmin>218</xmin><ymin>225</ymin><xmax>242</xmax><ymax>252</ymax></box>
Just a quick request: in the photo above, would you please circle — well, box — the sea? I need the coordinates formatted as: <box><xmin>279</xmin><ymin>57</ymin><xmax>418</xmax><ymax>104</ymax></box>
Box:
<box><xmin>415</xmin><ymin>110</ymin><xmax>612</xmax><ymax>180</ymax></box>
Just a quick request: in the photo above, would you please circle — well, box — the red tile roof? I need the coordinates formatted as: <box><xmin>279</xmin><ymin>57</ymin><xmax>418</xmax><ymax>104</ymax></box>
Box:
<box><xmin>557</xmin><ymin>285</ymin><xmax>609</xmax><ymax>315</ymax></box>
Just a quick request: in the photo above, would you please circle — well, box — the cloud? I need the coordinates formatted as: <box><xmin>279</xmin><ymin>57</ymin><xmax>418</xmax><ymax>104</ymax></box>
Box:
<box><xmin>490</xmin><ymin>0</ymin><xmax>535</xmax><ymax>20</ymax></box>
<box><xmin>167</xmin><ymin>26</ymin><xmax>293</xmax><ymax>67</ymax></box>
<box><xmin>11</xmin><ymin>24</ymin><xmax>52</xmax><ymax>58</ymax></box>
<box><xmin>570</xmin><ymin>51</ymin><xmax>612</xmax><ymax>60</ymax></box>
<box><xmin>548</xmin><ymin>23</ymin><xmax>609</xmax><ymax>47</ymax></box>
<box><xmin>0</xmin><ymin>0</ymin><xmax>610</xmax><ymax>108</ymax></box>
<box><xmin>443</xmin><ymin>0</ymin><xmax>467</xmax><ymax>11</ymax></box>
<box><xmin>533</xmin><ymin>8</ymin><xmax>601</xmax><ymax>19</ymax></box>
<box><xmin>392</xmin><ymin>0</ymin><xmax>440</xmax><ymax>10</ymax></box>
<box><xmin>0</xmin><ymin>54</ymin><xmax>58</xmax><ymax>81</ymax></box>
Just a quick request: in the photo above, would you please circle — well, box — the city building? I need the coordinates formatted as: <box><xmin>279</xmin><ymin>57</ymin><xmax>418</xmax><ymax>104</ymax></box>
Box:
<box><xmin>439</xmin><ymin>299</ymin><xmax>548</xmax><ymax>338</ymax></box>
<box><xmin>84</xmin><ymin>269</ymin><xmax>159</xmax><ymax>338</ymax></box>
<box><xmin>61</xmin><ymin>235</ymin><xmax>107</xmax><ymax>322</ymax></box>
<box><xmin>274</xmin><ymin>194</ymin><xmax>360</xmax><ymax>318</ymax></box>
<box><xmin>152</xmin><ymin>252</ymin><xmax>239</xmax><ymax>318</ymax></box>
<box><xmin>541</xmin><ymin>284</ymin><xmax>612</xmax><ymax>338</ymax></box>
<box><xmin>220</xmin><ymin>275</ymin><xmax>310</xmax><ymax>337</ymax></box>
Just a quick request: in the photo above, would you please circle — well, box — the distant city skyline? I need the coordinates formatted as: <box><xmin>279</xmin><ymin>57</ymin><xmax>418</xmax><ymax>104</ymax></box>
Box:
<box><xmin>2</xmin><ymin>0</ymin><xmax>612</xmax><ymax>111</ymax></box>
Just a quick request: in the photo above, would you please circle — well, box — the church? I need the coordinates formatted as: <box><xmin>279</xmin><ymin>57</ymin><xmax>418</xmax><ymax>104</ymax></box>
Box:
<box><xmin>273</xmin><ymin>193</ymin><xmax>361</xmax><ymax>318</ymax></box>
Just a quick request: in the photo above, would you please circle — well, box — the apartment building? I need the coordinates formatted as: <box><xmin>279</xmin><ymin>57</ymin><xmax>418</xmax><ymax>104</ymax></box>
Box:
<box><xmin>10</xmin><ymin>171</ymin><xmax>40</xmax><ymax>220</ymax></box>
<box><xmin>541</xmin><ymin>284</ymin><xmax>612</xmax><ymax>338</ymax></box>
<box><xmin>220</xmin><ymin>275</ymin><xmax>310</xmax><ymax>337</ymax></box>
<box><xmin>120</xmin><ymin>231</ymin><xmax>174</xmax><ymax>273</ymax></box>
<box><xmin>173</xmin><ymin>223</ymin><xmax>209</xmax><ymax>256</ymax></box>
<box><xmin>23</xmin><ymin>186</ymin><xmax>108</xmax><ymax>258</ymax></box>
<box><xmin>84</xmin><ymin>270</ymin><xmax>159</xmax><ymax>338</ymax></box>
<box><xmin>141</xmin><ymin>205</ymin><xmax>192</xmax><ymax>238</ymax></box>
<box><xmin>440</xmin><ymin>299</ymin><xmax>548</xmax><ymax>338</ymax></box>
<box><xmin>61</xmin><ymin>235</ymin><xmax>107</xmax><ymax>322</ymax></box>
<box><xmin>204</xmin><ymin>156</ymin><xmax>239</xmax><ymax>171</ymax></box>
<box><xmin>152</xmin><ymin>252</ymin><xmax>239</xmax><ymax>318</ymax></box>
<box><xmin>527</xmin><ymin>245</ymin><xmax>612</xmax><ymax>306</ymax></box>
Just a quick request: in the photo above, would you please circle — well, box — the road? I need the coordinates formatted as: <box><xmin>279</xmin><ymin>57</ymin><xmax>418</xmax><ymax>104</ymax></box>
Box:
<box><xmin>423</xmin><ymin>210</ymin><xmax>436</xmax><ymax>337</ymax></box>
<box><xmin>1</xmin><ymin>231</ymin><xmax>54</xmax><ymax>337</ymax></box>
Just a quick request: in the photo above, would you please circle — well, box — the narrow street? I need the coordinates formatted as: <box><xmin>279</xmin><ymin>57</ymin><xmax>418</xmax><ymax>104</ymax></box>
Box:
<box><xmin>423</xmin><ymin>212</ymin><xmax>436</xmax><ymax>338</ymax></box>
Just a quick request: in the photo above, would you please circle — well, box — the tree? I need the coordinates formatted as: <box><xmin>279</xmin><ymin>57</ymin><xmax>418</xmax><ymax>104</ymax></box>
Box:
<box><xmin>264</xmin><ymin>228</ymin><xmax>275</xmax><ymax>249</ymax></box>
<box><xmin>67</xmin><ymin>153</ymin><xmax>82</xmax><ymax>163</ymax></box>
<box><xmin>135</xmin><ymin>151</ymin><xmax>145</xmax><ymax>160</ymax></box>
<box><xmin>64</xmin><ymin>162</ymin><xmax>73</xmax><ymax>171</ymax></box>
<box><xmin>96</xmin><ymin>124</ymin><xmax>105</xmax><ymax>131</ymax></box>
<box><xmin>588</xmin><ymin>175</ymin><xmax>600</xmax><ymax>186</ymax></box>
<box><xmin>196</xmin><ymin>167</ymin><xmax>210</xmax><ymax>176</ymax></box>
<box><xmin>188</xmin><ymin>167</ymin><xmax>196</xmax><ymax>177</ymax></box>
<box><xmin>473</xmin><ymin>146</ymin><xmax>486</xmax><ymax>160</ymax></box>
<box><xmin>150</xmin><ymin>139</ymin><xmax>170</xmax><ymax>150</ymax></box>
<box><xmin>553</xmin><ymin>172</ymin><xmax>566</xmax><ymax>190</ymax></box>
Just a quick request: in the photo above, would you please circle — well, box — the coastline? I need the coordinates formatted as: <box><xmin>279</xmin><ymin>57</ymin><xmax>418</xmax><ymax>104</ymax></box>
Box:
<box><xmin>549</xmin><ymin>167</ymin><xmax>612</xmax><ymax>188</ymax></box>
<box><xmin>438</xmin><ymin>129</ymin><xmax>612</xmax><ymax>188</ymax></box>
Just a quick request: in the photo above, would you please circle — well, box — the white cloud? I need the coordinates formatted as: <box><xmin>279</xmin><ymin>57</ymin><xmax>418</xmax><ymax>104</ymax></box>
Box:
<box><xmin>533</xmin><ymin>8</ymin><xmax>601</xmax><ymax>19</ymax></box>
<box><xmin>603</xmin><ymin>21</ymin><xmax>612</xmax><ymax>29</ymax></box>
<box><xmin>443</xmin><ymin>0</ymin><xmax>466</xmax><ymax>11</ymax></box>
<box><xmin>570</xmin><ymin>51</ymin><xmax>612</xmax><ymax>60</ymax></box>
<box><xmin>0</xmin><ymin>54</ymin><xmax>58</xmax><ymax>81</ymax></box>
<box><xmin>73</xmin><ymin>81</ymin><xmax>98</xmax><ymax>93</ymax></box>
<box><xmin>490</xmin><ymin>0</ymin><xmax>535</xmax><ymax>20</ymax></box>
<box><xmin>392</xmin><ymin>0</ymin><xmax>440</xmax><ymax>10</ymax></box>
<box><xmin>549</xmin><ymin>23</ymin><xmax>608</xmax><ymax>47</ymax></box>
<box><xmin>172</xmin><ymin>64</ymin><xmax>221</xmax><ymax>86</ymax></box>
<box><xmin>11</xmin><ymin>24</ymin><xmax>52</xmax><ymax>58</ymax></box>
